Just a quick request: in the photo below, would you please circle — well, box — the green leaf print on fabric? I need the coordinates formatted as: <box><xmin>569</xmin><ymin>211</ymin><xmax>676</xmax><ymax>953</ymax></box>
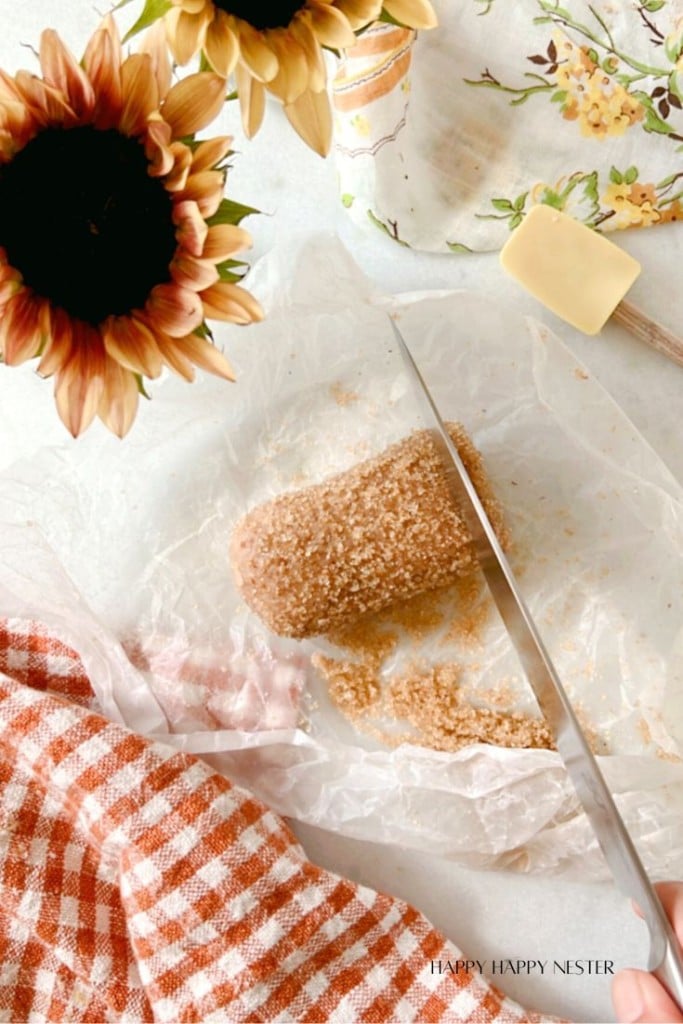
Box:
<box><xmin>465</xmin><ymin>0</ymin><xmax>683</xmax><ymax>143</ymax></box>
<box><xmin>478</xmin><ymin>162</ymin><xmax>683</xmax><ymax>233</ymax></box>
<box><xmin>479</xmin><ymin>173</ymin><xmax>601</xmax><ymax>229</ymax></box>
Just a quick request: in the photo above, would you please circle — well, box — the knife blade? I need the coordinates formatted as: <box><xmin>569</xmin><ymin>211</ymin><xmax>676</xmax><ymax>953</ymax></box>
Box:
<box><xmin>388</xmin><ymin>314</ymin><xmax>683</xmax><ymax>1009</ymax></box>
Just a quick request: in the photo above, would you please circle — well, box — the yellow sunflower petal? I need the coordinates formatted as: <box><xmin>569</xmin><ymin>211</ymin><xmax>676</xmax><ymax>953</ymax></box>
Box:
<box><xmin>307</xmin><ymin>3</ymin><xmax>357</xmax><ymax>48</ymax></box>
<box><xmin>82</xmin><ymin>21</ymin><xmax>123</xmax><ymax>130</ymax></box>
<box><xmin>102</xmin><ymin>315</ymin><xmax>164</xmax><ymax>378</ymax></box>
<box><xmin>36</xmin><ymin>307</ymin><xmax>73</xmax><ymax>378</ymax></box>
<box><xmin>383</xmin><ymin>0</ymin><xmax>437</xmax><ymax>28</ymax></box>
<box><xmin>237</xmin><ymin>24</ymin><xmax>280</xmax><ymax>83</ymax></box>
<box><xmin>0</xmin><ymin>98</ymin><xmax>33</xmax><ymax>136</ymax></box>
<box><xmin>54</xmin><ymin>325</ymin><xmax>106</xmax><ymax>437</ymax></box>
<box><xmin>163</xmin><ymin>142</ymin><xmax>193</xmax><ymax>192</ymax></box>
<box><xmin>339</xmin><ymin>0</ymin><xmax>383</xmax><ymax>30</ymax></box>
<box><xmin>191</xmin><ymin>135</ymin><xmax>232</xmax><ymax>173</ymax></box>
<box><xmin>176</xmin><ymin>169</ymin><xmax>225</xmax><ymax>218</ymax></box>
<box><xmin>173</xmin><ymin>199</ymin><xmax>209</xmax><ymax>257</ymax></box>
<box><xmin>144</xmin><ymin>116</ymin><xmax>175</xmax><ymax>177</ymax></box>
<box><xmin>98</xmin><ymin>358</ymin><xmax>140</xmax><ymax>438</ymax></box>
<box><xmin>178</xmin><ymin>331</ymin><xmax>236</xmax><ymax>381</ymax></box>
<box><xmin>94</xmin><ymin>13</ymin><xmax>122</xmax><ymax>53</ymax></box>
<box><xmin>119</xmin><ymin>53</ymin><xmax>159</xmax><ymax>137</ymax></box>
<box><xmin>0</xmin><ymin>290</ymin><xmax>47</xmax><ymax>365</ymax></box>
<box><xmin>0</xmin><ymin>68</ymin><xmax>22</xmax><ymax>103</ymax></box>
<box><xmin>283</xmin><ymin>85</ymin><xmax>332</xmax><ymax>157</ymax></box>
<box><xmin>0</xmin><ymin>263</ymin><xmax>22</xmax><ymax>314</ymax></box>
<box><xmin>40</xmin><ymin>29</ymin><xmax>95</xmax><ymax>119</ymax></box>
<box><xmin>140</xmin><ymin>20</ymin><xmax>174</xmax><ymax>97</ymax></box>
<box><xmin>291</xmin><ymin>18</ymin><xmax>327</xmax><ymax>94</ymax></box>
<box><xmin>162</xmin><ymin>72</ymin><xmax>226</xmax><ymax>138</ymax></box>
<box><xmin>0</xmin><ymin>129</ymin><xmax>12</xmax><ymax>161</ymax></box>
<box><xmin>170</xmin><ymin>253</ymin><xmax>220</xmax><ymax>292</ymax></box>
<box><xmin>267</xmin><ymin>32</ymin><xmax>310</xmax><ymax>103</ymax></box>
<box><xmin>14</xmin><ymin>71</ymin><xmax>76</xmax><ymax>126</ymax></box>
<box><xmin>199</xmin><ymin>281</ymin><xmax>263</xmax><ymax>324</ymax></box>
<box><xmin>204</xmin><ymin>13</ymin><xmax>240</xmax><ymax>78</ymax></box>
<box><xmin>202</xmin><ymin>224</ymin><xmax>252</xmax><ymax>261</ymax></box>
<box><xmin>166</xmin><ymin>7</ymin><xmax>209</xmax><ymax>65</ymax></box>
<box><xmin>155</xmin><ymin>331</ymin><xmax>196</xmax><ymax>381</ymax></box>
<box><xmin>235</xmin><ymin>65</ymin><xmax>266</xmax><ymax>139</ymax></box>
<box><xmin>146</xmin><ymin>283</ymin><xmax>204</xmax><ymax>337</ymax></box>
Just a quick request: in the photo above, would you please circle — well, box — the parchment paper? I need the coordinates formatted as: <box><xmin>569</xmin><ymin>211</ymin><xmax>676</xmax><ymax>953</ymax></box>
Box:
<box><xmin>0</xmin><ymin>233</ymin><xmax>681</xmax><ymax>879</ymax></box>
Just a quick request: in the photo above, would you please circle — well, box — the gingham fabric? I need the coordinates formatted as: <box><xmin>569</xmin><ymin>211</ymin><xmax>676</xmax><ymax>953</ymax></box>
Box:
<box><xmin>0</xmin><ymin>619</ymin><xmax>559</xmax><ymax>1023</ymax></box>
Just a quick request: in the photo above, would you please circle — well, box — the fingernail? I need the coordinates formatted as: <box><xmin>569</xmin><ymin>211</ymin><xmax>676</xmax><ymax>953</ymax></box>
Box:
<box><xmin>612</xmin><ymin>971</ymin><xmax>645</xmax><ymax>1023</ymax></box>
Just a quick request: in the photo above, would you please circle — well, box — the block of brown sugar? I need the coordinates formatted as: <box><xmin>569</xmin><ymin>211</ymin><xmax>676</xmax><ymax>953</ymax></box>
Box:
<box><xmin>230</xmin><ymin>424</ymin><xmax>509</xmax><ymax>639</ymax></box>
<box><xmin>500</xmin><ymin>204</ymin><xmax>641</xmax><ymax>335</ymax></box>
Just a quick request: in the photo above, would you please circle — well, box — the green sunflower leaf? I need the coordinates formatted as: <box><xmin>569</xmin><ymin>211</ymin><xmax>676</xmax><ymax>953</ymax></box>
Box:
<box><xmin>217</xmin><ymin>259</ymin><xmax>248</xmax><ymax>282</ymax></box>
<box><xmin>207</xmin><ymin>198</ymin><xmax>260</xmax><ymax>227</ymax></box>
<box><xmin>122</xmin><ymin>0</ymin><xmax>172</xmax><ymax>42</ymax></box>
<box><xmin>193</xmin><ymin>321</ymin><xmax>214</xmax><ymax>342</ymax></box>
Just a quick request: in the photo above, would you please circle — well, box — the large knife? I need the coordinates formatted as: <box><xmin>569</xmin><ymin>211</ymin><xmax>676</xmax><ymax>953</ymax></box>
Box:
<box><xmin>388</xmin><ymin>315</ymin><xmax>683</xmax><ymax>1009</ymax></box>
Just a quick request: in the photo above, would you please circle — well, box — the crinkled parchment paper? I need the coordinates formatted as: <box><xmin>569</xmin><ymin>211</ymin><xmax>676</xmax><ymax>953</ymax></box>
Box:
<box><xmin>0</xmin><ymin>234</ymin><xmax>681</xmax><ymax>878</ymax></box>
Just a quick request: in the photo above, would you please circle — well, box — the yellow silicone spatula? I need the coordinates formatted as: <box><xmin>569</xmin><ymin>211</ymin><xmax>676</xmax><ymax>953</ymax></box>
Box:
<box><xmin>500</xmin><ymin>204</ymin><xmax>683</xmax><ymax>368</ymax></box>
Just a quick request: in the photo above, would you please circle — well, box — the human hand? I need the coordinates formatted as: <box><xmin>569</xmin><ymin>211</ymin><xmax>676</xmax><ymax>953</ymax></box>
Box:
<box><xmin>612</xmin><ymin>882</ymin><xmax>683</xmax><ymax>1023</ymax></box>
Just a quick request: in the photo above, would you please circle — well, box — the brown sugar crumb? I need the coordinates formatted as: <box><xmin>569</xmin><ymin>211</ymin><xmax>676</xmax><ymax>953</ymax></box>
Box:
<box><xmin>312</xmin><ymin>654</ymin><xmax>381</xmax><ymax>716</ymax></box>
<box><xmin>442</xmin><ymin>573</ymin><xmax>490</xmax><ymax>648</ymax></box>
<box><xmin>330</xmin><ymin>381</ymin><xmax>359</xmax><ymax>407</ymax></box>
<box><xmin>386</xmin><ymin>664</ymin><xmax>555</xmax><ymax>753</ymax></box>
<box><xmin>327</xmin><ymin>618</ymin><xmax>399</xmax><ymax>664</ymax></box>
<box><xmin>379</xmin><ymin>586</ymin><xmax>449</xmax><ymax>640</ymax></box>
<box><xmin>314</xmin><ymin>651</ymin><xmax>555</xmax><ymax>752</ymax></box>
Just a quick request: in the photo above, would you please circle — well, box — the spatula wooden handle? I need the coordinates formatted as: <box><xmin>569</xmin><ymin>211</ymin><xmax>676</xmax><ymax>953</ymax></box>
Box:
<box><xmin>612</xmin><ymin>298</ymin><xmax>683</xmax><ymax>368</ymax></box>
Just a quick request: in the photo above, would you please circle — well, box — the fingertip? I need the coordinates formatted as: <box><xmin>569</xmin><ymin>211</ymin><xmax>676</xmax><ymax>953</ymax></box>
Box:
<box><xmin>612</xmin><ymin>968</ymin><xmax>683</xmax><ymax>1023</ymax></box>
<box><xmin>613</xmin><ymin>970</ymin><xmax>646</xmax><ymax>1022</ymax></box>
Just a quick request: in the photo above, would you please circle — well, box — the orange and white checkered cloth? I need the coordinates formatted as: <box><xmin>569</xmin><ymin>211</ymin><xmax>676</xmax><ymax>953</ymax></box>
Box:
<box><xmin>0</xmin><ymin>618</ymin><xmax>557</xmax><ymax>1023</ymax></box>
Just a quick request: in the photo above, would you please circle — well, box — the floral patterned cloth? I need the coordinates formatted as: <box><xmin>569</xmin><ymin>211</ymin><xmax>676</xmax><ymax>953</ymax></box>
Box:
<box><xmin>332</xmin><ymin>0</ymin><xmax>683</xmax><ymax>252</ymax></box>
<box><xmin>0</xmin><ymin>618</ymin><xmax>560</xmax><ymax>1022</ymax></box>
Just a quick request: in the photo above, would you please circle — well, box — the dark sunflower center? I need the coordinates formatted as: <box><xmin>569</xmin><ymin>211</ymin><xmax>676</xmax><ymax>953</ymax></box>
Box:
<box><xmin>0</xmin><ymin>126</ymin><xmax>177</xmax><ymax>326</ymax></box>
<box><xmin>214</xmin><ymin>0</ymin><xmax>305</xmax><ymax>30</ymax></box>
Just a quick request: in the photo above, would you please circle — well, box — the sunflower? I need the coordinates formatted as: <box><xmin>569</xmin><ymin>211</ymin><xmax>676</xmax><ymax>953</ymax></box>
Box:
<box><xmin>0</xmin><ymin>18</ymin><xmax>263</xmax><ymax>438</ymax></box>
<box><xmin>158</xmin><ymin>0</ymin><xmax>437</xmax><ymax>154</ymax></box>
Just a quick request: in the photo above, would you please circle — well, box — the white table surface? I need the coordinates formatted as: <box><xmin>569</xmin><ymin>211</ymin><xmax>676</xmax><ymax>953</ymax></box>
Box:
<box><xmin>3</xmin><ymin>5</ymin><xmax>683</xmax><ymax>1022</ymax></box>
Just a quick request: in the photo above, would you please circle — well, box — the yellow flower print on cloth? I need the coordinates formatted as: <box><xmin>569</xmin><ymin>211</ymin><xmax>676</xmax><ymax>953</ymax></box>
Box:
<box><xmin>601</xmin><ymin>166</ymin><xmax>683</xmax><ymax>228</ymax></box>
<box><xmin>553</xmin><ymin>35</ymin><xmax>645</xmax><ymax>138</ymax></box>
<box><xmin>310</xmin><ymin>1</ymin><xmax>683</xmax><ymax>252</ymax></box>
<box><xmin>466</xmin><ymin>3</ymin><xmax>683</xmax><ymax>146</ymax></box>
